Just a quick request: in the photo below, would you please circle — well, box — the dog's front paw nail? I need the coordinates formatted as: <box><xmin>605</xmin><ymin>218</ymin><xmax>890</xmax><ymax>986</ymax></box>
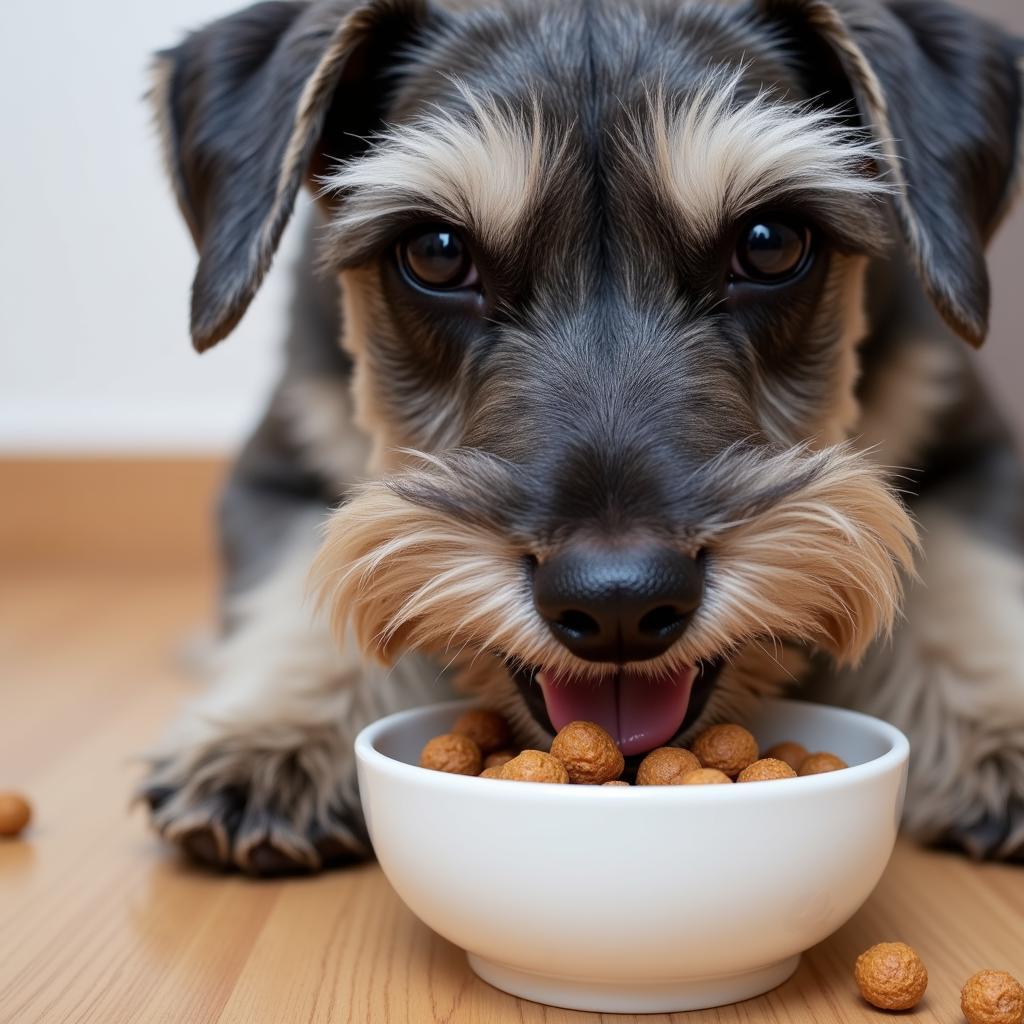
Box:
<box><xmin>936</xmin><ymin>797</ymin><xmax>1024</xmax><ymax>862</ymax></box>
<box><xmin>311</xmin><ymin>817</ymin><xmax>366</xmax><ymax>869</ymax></box>
<box><xmin>149</xmin><ymin>787</ymin><xmax>244</xmax><ymax>869</ymax></box>
<box><xmin>997</xmin><ymin>797</ymin><xmax>1024</xmax><ymax>863</ymax></box>
<box><xmin>181</xmin><ymin>824</ymin><xmax>231</xmax><ymax>868</ymax></box>
<box><xmin>233</xmin><ymin>813</ymin><xmax>320</xmax><ymax>876</ymax></box>
<box><xmin>243</xmin><ymin>839</ymin><xmax>312</xmax><ymax>877</ymax></box>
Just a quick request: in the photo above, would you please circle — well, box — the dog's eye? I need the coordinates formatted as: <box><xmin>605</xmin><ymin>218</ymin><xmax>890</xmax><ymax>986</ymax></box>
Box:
<box><xmin>731</xmin><ymin>218</ymin><xmax>812</xmax><ymax>284</ymax></box>
<box><xmin>398</xmin><ymin>227</ymin><xmax>479</xmax><ymax>292</ymax></box>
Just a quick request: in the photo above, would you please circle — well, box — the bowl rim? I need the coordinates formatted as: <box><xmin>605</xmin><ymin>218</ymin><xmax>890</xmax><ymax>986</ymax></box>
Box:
<box><xmin>355</xmin><ymin>696</ymin><xmax>909</xmax><ymax>801</ymax></box>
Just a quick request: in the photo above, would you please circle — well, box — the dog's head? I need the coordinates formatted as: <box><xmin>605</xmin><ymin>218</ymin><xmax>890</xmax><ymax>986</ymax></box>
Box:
<box><xmin>155</xmin><ymin>0</ymin><xmax>1021</xmax><ymax>755</ymax></box>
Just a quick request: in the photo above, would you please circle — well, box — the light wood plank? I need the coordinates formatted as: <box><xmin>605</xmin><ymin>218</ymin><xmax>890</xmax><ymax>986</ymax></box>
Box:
<box><xmin>0</xmin><ymin>569</ymin><xmax>1021</xmax><ymax>1024</ymax></box>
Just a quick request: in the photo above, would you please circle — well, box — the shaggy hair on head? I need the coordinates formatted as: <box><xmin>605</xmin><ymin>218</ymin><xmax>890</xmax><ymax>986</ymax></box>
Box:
<box><xmin>312</xmin><ymin>444</ymin><xmax>918</xmax><ymax>680</ymax></box>
<box><xmin>629</xmin><ymin>69</ymin><xmax>893</xmax><ymax>243</ymax></box>
<box><xmin>321</xmin><ymin>87</ymin><xmax>568</xmax><ymax>263</ymax></box>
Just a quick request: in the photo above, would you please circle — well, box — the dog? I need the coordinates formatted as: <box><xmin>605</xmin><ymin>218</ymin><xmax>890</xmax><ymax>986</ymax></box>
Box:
<box><xmin>143</xmin><ymin>0</ymin><xmax>1024</xmax><ymax>875</ymax></box>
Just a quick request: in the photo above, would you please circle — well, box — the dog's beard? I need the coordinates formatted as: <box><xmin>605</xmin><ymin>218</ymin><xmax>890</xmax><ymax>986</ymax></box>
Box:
<box><xmin>311</xmin><ymin>444</ymin><xmax>917</xmax><ymax>752</ymax></box>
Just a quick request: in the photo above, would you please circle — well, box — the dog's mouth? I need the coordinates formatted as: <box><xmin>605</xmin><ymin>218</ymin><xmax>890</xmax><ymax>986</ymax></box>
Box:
<box><xmin>511</xmin><ymin>658</ymin><xmax>724</xmax><ymax>761</ymax></box>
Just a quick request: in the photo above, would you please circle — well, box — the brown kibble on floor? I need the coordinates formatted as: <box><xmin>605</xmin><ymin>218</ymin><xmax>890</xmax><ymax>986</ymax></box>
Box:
<box><xmin>636</xmin><ymin>747</ymin><xmax>700</xmax><ymax>785</ymax></box>
<box><xmin>602</xmin><ymin>780</ymin><xmax>630</xmax><ymax>787</ymax></box>
<box><xmin>737</xmin><ymin>757</ymin><xmax>798</xmax><ymax>783</ymax></box>
<box><xmin>681</xmin><ymin>768</ymin><xmax>733</xmax><ymax>785</ymax></box>
<box><xmin>961</xmin><ymin>970</ymin><xmax>1024</xmax><ymax>1024</ymax></box>
<box><xmin>500</xmin><ymin>750</ymin><xmax>569</xmax><ymax>784</ymax></box>
<box><xmin>451</xmin><ymin>709</ymin><xmax>512</xmax><ymax>754</ymax></box>
<box><xmin>550</xmin><ymin>721</ymin><xmax>624</xmax><ymax>785</ymax></box>
<box><xmin>764</xmin><ymin>741</ymin><xmax>808</xmax><ymax>772</ymax></box>
<box><xmin>478</xmin><ymin>765</ymin><xmax>506</xmax><ymax>779</ymax></box>
<box><xmin>419</xmin><ymin>734</ymin><xmax>482</xmax><ymax>776</ymax></box>
<box><xmin>854</xmin><ymin>942</ymin><xmax>928</xmax><ymax>1011</ymax></box>
<box><xmin>798</xmin><ymin>751</ymin><xmax>848</xmax><ymax>776</ymax></box>
<box><xmin>691</xmin><ymin>724</ymin><xmax>759</xmax><ymax>777</ymax></box>
<box><xmin>0</xmin><ymin>792</ymin><xmax>32</xmax><ymax>837</ymax></box>
<box><xmin>483</xmin><ymin>749</ymin><xmax>517</xmax><ymax>770</ymax></box>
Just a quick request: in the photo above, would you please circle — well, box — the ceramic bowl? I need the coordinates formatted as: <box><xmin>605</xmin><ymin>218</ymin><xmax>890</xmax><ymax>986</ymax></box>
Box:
<box><xmin>355</xmin><ymin>697</ymin><xmax>908</xmax><ymax>1014</ymax></box>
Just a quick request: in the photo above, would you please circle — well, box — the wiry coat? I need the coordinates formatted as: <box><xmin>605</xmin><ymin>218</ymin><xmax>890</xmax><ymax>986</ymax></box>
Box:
<box><xmin>143</xmin><ymin>0</ymin><xmax>1024</xmax><ymax>873</ymax></box>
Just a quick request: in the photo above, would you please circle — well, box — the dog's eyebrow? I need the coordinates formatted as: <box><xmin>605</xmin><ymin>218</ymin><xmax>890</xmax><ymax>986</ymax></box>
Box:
<box><xmin>628</xmin><ymin>70</ymin><xmax>893</xmax><ymax>244</ymax></box>
<box><xmin>321</xmin><ymin>89</ymin><xmax>563</xmax><ymax>264</ymax></box>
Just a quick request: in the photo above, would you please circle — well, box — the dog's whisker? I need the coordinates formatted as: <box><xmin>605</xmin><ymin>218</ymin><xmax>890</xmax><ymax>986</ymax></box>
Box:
<box><xmin>312</xmin><ymin>441</ymin><xmax>914</xmax><ymax>682</ymax></box>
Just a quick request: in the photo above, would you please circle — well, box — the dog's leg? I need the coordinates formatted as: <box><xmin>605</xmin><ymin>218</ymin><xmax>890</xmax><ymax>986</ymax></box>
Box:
<box><xmin>140</xmin><ymin>306</ymin><xmax>454</xmax><ymax>874</ymax></box>
<box><xmin>141</xmin><ymin>506</ymin><xmax>450</xmax><ymax>874</ymax></box>
<box><xmin>809</xmin><ymin>498</ymin><xmax>1024</xmax><ymax>862</ymax></box>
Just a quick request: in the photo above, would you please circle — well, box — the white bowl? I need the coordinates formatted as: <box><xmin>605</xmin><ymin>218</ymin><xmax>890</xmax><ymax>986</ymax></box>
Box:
<box><xmin>355</xmin><ymin>697</ymin><xmax>908</xmax><ymax>1014</ymax></box>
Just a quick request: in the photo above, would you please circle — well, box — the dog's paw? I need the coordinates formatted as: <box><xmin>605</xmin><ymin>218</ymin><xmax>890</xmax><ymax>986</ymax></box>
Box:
<box><xmin>139</xmin><ymin>724</ymin><xmax>369</xmax><ymax>876</ymax></box>
<box><xmin>934</xmin><ymin>797</ymin><xmax>1024</xmax><ymax>863</ymax></box>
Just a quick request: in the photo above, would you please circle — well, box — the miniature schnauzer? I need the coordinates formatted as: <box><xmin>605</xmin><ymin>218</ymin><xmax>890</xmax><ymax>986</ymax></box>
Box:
<box><xmin>143</xmin><ymin>0</ymin><xmax>1024</xmax><ymax>874</ymax></box>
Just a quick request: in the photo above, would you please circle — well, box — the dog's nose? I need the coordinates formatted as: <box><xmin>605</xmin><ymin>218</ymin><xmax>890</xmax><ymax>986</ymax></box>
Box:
<box><xmin>532</xmin><ymin>543</ymin><xmax>704</xmax><ymax>663</ymax></box>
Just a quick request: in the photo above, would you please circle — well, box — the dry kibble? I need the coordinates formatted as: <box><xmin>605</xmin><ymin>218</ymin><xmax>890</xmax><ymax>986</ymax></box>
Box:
<box><xmin>798</xmin><ymin>751</ymin><xmax>848</xmax><ymax>776</ymax></box>
<box><xmin>854</xmin><ymin>942</ymin><xmax>928</xmax><ymax>1011</ymax></box>
<box><xmin>420</xmin><ymin>734</ymin><xmax>482</xmax><ymax>776</ymax></box>
<box><xmin>0</xmin><ymin>792</ymin><xmax>32</xmax><ymax>837</ymax></box>
<box><xmin>961</xmin><ymin>970</ymin><xmax>1024</xmax><ymax>1024</ymax></box>
<box><xmin>764</xmin><ymin>741</ymin><xmax>808</xmax><ymax>772</ymax></box>
<box><xmin>681</xmin><ymin>768</ymin><xmax>733</xmax><ymax>785</ymax></box>
<box><xmin>692</xmin><ymin>724</ymin><xmax>760</xmax><ymax>777</ymax></box>
<box><xmin>424</xmin><ymin>708</ymin><xmax>850</xmax><ymax>797</ymax></box>
<box><xmin>500</xmin><ymin>750</ymin><xmax>569</xmax><ymax>784</ymax></box>
<box><xmin>550</xmin><ymin>721</ymin><xmax>624</xmax><ymax>785</ymax></box>
<box><xmin>483</xmin><ymin>749</ymin><xmax>517</xmax><ymax>770</ymax></box>
<box><xmin>451</xmin><ymin>708</ymin><xmax>512</xmax><ymax>754</ymax></box>
<box><xmin>737</xmin><ymin>757</ymin><xmax>798</xmax><ymax>783</ymax></box>
<box><xmin>636</xmin><ymin>747</ymin><xmax>701</xmax><ymax>786</ymax></box>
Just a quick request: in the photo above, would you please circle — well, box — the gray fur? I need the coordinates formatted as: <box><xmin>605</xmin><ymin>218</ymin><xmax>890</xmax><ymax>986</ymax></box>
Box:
<box><xmin>144</xmin><ymin>0</ymin><xmax>1024</xmax><ymax>873</ymax></box>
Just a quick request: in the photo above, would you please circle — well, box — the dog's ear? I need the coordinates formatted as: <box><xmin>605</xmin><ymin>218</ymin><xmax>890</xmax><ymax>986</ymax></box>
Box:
<box><xmin>754</xmin><ymin>0</ymin><xmax>1024</xmax><ymax>347</ymax></box>
<box><xmin>151</xmin><ymin>0</ymin><xmax>438</xmax><ymax>351</ymax></box>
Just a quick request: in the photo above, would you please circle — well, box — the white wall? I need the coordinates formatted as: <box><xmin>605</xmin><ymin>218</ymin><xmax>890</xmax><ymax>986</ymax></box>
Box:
<box><xmin>0</xmin><ymin>1</ymin><xmax>1021</xmax><ymax>454</ymax></box>
<box><xmin>0</xmin><ymin>0</ymin><xmax>301</xmax><ymax>453</ymax></box>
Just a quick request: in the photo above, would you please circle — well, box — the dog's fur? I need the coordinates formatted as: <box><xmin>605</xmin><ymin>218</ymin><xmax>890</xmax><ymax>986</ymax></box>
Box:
<box><xmin>143</xmin><ymin>0</ymin><xmax>1024</xmax><ymax>874</ymax></box>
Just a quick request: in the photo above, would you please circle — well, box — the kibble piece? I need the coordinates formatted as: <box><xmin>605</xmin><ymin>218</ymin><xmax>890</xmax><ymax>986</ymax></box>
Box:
<box><xmin>681</xmin><ymin>768</ymin><xmax>733</xmax><ymax>785</ymax></box>
<box><xmin>550</xmin><ymin>721</ymin><xmax>625</xmax><ymax>785</ymax></box>
<box><xmin>764</xmin><ymin>741</ymin><xmax>808</xmax><ymax>772</ymax></box>
<box><xmin>420</xmin><ymin>734</ymin><xmax>482</xmax><ymax>776</ymax></box>
<box><xmin>692</xmin><ymin>724</ymin><xmax>759</xmax><ymax>777</ymax></box>
<box><xmin>483</xmin><ymin>749</ymin><xmax>517</xmax><ymax>770</ymax></box>
<box><xmin>602</xmin><ymin>780</ymin><xmax>630</xmax><ymax>787</ymax></box>
<box><xmin>961</xmin><ymin>970</ymin><xmax>1024</xmax><ymax>1024</ymax></box>
<box><xmin>854</xmin><ymin>942</ymin><xmax>928</xmax><ymax>1011</ymax></box>
<box><xmin>636</xmin><ymin>747</ymin><xmax>701</xmax><ymax>786</ymax></box>
<box><xmin>0</xmin><ymin>792</ymin><xmax>31</xmax><ymax>837</ymax></box>
<box><xmin>737</xmin><ymin>757</ymin><xmax>798</xmax><ymax>783</ymax></box>
<box><xmin>451</xmin><ymin>709</ymin><xmax>512</xmax><ymax>754</ymax></box>
<box><xmin>479</xmin><ymin>765</ymin><xmax>506</xmax><ymax>779</ymax></box>
<box><xmin>500</xmin><ymin>750</ymin><xmax>569</xmax><ymax>784</ymax></box>
<box><xmin>798</xmin><ymin>751</ymin><xmax>848</xmax><ymax>776</ymax></box>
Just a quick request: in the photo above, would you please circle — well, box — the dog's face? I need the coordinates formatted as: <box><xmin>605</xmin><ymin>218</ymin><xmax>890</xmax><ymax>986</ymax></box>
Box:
<box><xmin>156</xmin><ymin>0</ymin><xmax>1021</xmax><ymax>755</ymax></box>
<box><xmin>328</xmin><ymin>31</ymin><xmax>886</xmax><ymax>467</ymax></box>
<box><xmin>318</xmin><ymin>3</ymin><xmax>908</xmax><ymax>751</ymax></box>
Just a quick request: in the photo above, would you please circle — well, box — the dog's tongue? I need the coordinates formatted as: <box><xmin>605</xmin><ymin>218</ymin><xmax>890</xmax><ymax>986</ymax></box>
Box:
<box><xmin>537</xmin><ymin>666</ymin><xmax>697</xmax><ymax>756</ymax></box>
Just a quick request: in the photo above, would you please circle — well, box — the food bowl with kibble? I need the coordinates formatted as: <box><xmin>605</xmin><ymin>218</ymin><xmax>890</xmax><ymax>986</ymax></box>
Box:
<box><xmin>355</xmin><ymin>697</ymin><xmax>909</xmax><ymax>1014</ymax></box>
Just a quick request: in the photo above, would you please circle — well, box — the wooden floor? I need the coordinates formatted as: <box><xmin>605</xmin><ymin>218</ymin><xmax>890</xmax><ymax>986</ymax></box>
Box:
<box><xmin>1</xmin><ymin>567</ymin><xmax>1022</xmax><ymax>1024</ymax></box>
